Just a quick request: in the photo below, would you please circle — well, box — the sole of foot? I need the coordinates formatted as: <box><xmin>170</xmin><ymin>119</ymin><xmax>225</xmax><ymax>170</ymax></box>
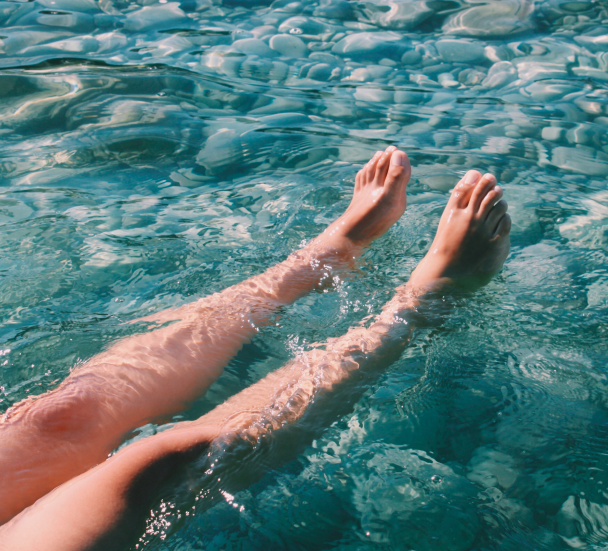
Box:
<box><xmin>409</xmin><ymin>169</ymin><xmax>511</xmax><ymax>290</ymax></box>
<box><xmin>319</xmin><ymin>145</ymin><xmax>411</xmax><ymax>252</ymax></box>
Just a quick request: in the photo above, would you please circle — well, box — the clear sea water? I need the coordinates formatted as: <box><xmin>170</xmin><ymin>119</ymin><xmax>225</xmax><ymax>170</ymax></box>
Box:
<box><xmin>2</xmin><ymin>0</ymin><xmax>608</xmax><ymax>548</ymax></box>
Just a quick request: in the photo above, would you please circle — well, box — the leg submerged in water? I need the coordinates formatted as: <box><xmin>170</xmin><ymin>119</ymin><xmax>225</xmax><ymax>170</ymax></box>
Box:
<box><xmin>0</xmin><ymin>147</ymin><xmax>411</xmax><ymax>524</ymax></box>
<box><xmin>0</xmin><ymin>168</ymin><xmax>510</xmax><ymax>551</ymax></box>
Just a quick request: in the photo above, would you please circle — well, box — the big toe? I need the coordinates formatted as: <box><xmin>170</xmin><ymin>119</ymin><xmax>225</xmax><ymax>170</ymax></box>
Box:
<box><xmin>371</xmin><ymin>145</ymin><xmax>397</xmax><ymax>186</ymax></box>
<box><xmin>494</xmin><ymin>211</ymin><xmax>512</xmax><ymax>238</ymax></box>
<box><xmin>384</xmin><ymin>149</ymin><xmax>411</xmax><ymax>191</ymax></box>
<box><xmin>449</xmin><ymin>170</ymin><xmax>482</xmax><ymax>209</ymax></box>
<box><xmin>469</xmin><ymin>173</ymin><xmax>498</xmax><ymax>213</ymax></box>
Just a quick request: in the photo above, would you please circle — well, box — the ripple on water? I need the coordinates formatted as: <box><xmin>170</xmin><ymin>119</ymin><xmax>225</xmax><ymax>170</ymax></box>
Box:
<box><xmin>1</xmin><ymin>0</ymin><xmax>608</xmax><ymax>549</ymax></box>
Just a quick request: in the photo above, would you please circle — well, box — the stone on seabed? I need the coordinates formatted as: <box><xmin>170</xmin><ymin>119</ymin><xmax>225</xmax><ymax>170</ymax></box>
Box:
<box><xmin>482</xmin><ymin>61</ymin><xmax>517</xmax><ymax>89</ymax></box>
<box><xmin>332</xmin><ymin>32</ymin><xmax>407</xmax><ymax>61</ymax></box>
<box><xmin>251</xmin><ymin>25</ymin><xmax>276</xmax><ymax>39</ymax></box>
<box><xmin>438</xmin><ymin>73</ymin><xmax>459</xmax><ymax>88</ymax></box>
<box><xmin>401</xmin><ymin>48</ymin><xmax>422</xmax><ymax>66</ymax></box>
<box><xmin>550</xmin><ymin>146</ymin><xmax>608</xmax><ymax>177</ymax></box>
<box><xmin>32</xmin><ymin>35</ymin><xmax>99</xmax><ymax>54</ymax></box>
<box><xmin>232</xmin><ymin>38</ymin><xmax>275</xmax><ymax>57</ymax></box>
<box><xmin>566</xmin><ymin>123</ymin><xmax>597</xmax><ymax>146</ymax></box>
<box><xmin>394</xmin><ymin>90</ymin><xmax>429</xmax><ymax>104</ymax></box>
<box><xmin>541</xmin><ymin>126</ymin><xmax>565</xmax><ymax>141</ymax></box>
<box><xmin>124</xmin><ymin>3</ymin><xmax>186</xmax><ymax>31</ymax></box>
<box><xmin>313</xmin><ymin>0</ymin><xmax>354</xmax><ymax>20</ymax></box>
<box><xmin>196</xmin><ymin>128</ymin><xmax>243</xmax><ymax>175</ymax></box>
<box><xmin>278</xmin><ymin>16</ymin><xmax>327</xmax><ymax>35</ymax></box>
<box><xmin>420</xmin><ymin>172</ymin><xmax>456</xmax><ymax>191</ymax></box>
<box><xmin>522</xmin><ymin>82</ymin><xmax>580</xmax><ymax>102</ymax></box>
<box><xmin>307</xmin><ymin>63</ymin><xmax>333</xmax><ymax>81</ymax></box>
<box><xmin>436</xmin><ymin>39</ymin><xmax>486</xmax><ymax>63</ymax></box>
<box><xmin>467</xmin><ymin>447</ymin><xmax>519</xmax><ymax>489</ymax></box>
<box><xmin>23</xmin><ymin>10</ymin><xmax>95</xmax><ymax>32</ymax></box>
<box><xmin>574</xmin><ymin>29</ymin><xmax>608</xmax><ymax>52</ymax></box>
<box><xmin>359</xmin><ymin>0</ymin><xmax>436</xmax><ymax>30</ymax></box>
<box><xmin>269</xmin><ymin>34</ymin><xmax>307</xmax><ymax>57</ymax></box>
<box><xmin>347</xmin><ymin>64</ymin><xmax>393</xmax><ymax>82</ymax></box>
<box><xmin>353</xmin><ymin>86</ymin><xmax>393</xmax><ymax>103</ymax></box>
<box><xmin>443</xmin><ymin>0</ymin><xmax>535</xmax><ymax>38</ymax></box>
<box><xmin>257</xmin><ymin>112</ymin><xmax>310</xmax><ymax>127</ymax></box>
<box><xmin>516</xmin><ymin>61</ymin><xmax>567</xmax><ymax>81</ymax></box>
<box><xmin>249</xmin><ymin>97</ymin><xmax>307</xmax><ymax>115</ymax></box>
<box><xmin>38</xmin><ymin>0</ymin><xmax>99</xmax><ymax>12</ymax></box>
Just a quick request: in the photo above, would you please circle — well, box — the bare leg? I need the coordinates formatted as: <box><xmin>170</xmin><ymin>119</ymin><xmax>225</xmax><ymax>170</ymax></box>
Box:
<box><xmin>0</xmin><ymin>147</ymin><xmax>411</xmax><ymax>524</ymax></box>
<box><xmin>0</xmin><ymin>169</ymin><xmax>510</xmax><ymax>550</ymax></box>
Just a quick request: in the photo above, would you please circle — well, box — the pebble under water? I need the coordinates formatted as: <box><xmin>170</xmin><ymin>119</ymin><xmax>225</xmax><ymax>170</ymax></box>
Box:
<box><xmin>2</xmin><ymin>0</ymin><xmax>608</xmax><ymax>549</ymax></box>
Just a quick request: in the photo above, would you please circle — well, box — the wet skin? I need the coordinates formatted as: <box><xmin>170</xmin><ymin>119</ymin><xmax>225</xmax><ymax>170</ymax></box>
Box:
<box><xmin>408</xmin><ymin>169</ymin><xmax>511</xmax><ymax>289</ymax></box>
<box><xmin>0</xmin><ymin>147</ymin><xmax>410</xmax><ymax>524</ymax></box>
<box><xmin>0</xmin><ymin>165</ymin><xmax>510</xmax><ymax>551</ymax></box>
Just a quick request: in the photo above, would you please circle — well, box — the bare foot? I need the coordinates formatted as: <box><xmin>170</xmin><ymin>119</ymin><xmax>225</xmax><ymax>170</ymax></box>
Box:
<box><xmin>318</xmin><ymin>146</ymin><xmax>411</xmax><ymax>251</ymax></box>
<box><xmin>408</xmin><ymin>170</ymin><xmax>511</xmax><ymax>289</ymax></box>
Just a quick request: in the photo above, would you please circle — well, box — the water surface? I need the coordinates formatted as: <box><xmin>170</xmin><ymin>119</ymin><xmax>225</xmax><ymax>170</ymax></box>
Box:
<box><xmin>1</xmin><ymin>0</ymin><xmax>608</xmax><ymax>549</ymax></box>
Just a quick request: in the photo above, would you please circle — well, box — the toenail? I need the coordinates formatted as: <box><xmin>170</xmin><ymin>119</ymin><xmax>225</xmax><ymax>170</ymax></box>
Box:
<box><xmin>464</xmin><ymin>171</ymin><xmax>480</xmax><ymax>184</ymax></box>
<box><xmin>390</xmin><ymin>151</ymin><xmax>406</xmax><ymax>166</ymax></box>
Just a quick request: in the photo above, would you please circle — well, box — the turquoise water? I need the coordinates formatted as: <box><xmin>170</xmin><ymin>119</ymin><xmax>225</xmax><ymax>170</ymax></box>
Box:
<box><xmin>2</xmin><ymin>0</ymin><xmax>608</xmax><ymax>548</ymax></box>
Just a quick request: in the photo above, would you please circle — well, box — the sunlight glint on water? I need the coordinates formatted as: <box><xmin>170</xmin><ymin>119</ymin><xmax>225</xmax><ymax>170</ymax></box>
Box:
<box><xmin>1</xmin><ymin>0</ymin><xmax>608</xmax><ymax>548</ymax></box>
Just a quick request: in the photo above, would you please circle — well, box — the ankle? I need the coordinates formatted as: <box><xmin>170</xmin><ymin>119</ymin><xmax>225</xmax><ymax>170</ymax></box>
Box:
<box><xmin>312</xmin><ymin>225</ymin><xmax>365</xmax><ymax>259</ymax></box>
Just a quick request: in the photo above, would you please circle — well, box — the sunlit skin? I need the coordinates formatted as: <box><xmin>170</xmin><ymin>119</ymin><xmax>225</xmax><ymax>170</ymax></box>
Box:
<box><xmin>0</xmin><ymin>170</ymin><xmax>510</xmax><ymax>551</ymax></box>
<box><xmin>0</xmin><ymin>146</ymin><xmax>411</xmax><ymax>525</ymax></box>
<box><xmin>408</xmin><ymin>169</ymin><xmax>511</xmax><ymax>288</ymax></box>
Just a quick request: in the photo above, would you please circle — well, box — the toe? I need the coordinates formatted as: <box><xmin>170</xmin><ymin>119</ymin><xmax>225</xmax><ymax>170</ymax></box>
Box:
<box><xmin>383</xmin><ymin>150</ymin><xmax>410</xmax><ymax>216</ymax></box>
<box><xmin>469</xmin><ymin>173</ymin><xmax>497</xmax><ymax>212</ymax></box>
<box><xmin>494</xmin><ymin>212</ymin><xmax>512</xmax><ymax>238</ymax></box>
<box><xmin>450</xmin><ymin>170</ymin><xmax>482</xmax><ymax>208</ymax></box>
<box><xmin>385</xmin><ymin>150</ymin><xmax>411</xmax><ymax>190</ymax></box>
<box><xmin>488</xmin><ymin>200</ymin><xmax>509</xmax><ymax>233</ymax></box>
<box><xmin>364</xmin><ymin>151</ymin><xmax>383</xmax><ymax>185</ymax></box>
<box><xmin>479</xmin><ymin>185</ymin><xmax>503</xmax><ymax>219</ymax></box>
<box><xmin>373</xmin><ymin>145</ymin><xmax>397</xmax><ymax>186</ymax></box>
<box><xmin>355</xmin><ymin>168</ymin><xmax>363</xmax><ymax>193</ymax></box>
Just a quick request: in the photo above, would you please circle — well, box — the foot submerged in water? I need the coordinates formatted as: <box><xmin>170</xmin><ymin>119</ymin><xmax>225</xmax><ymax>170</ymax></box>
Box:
<box><xmin>409</xmin><ymin>169</ymin><xmax>511</xmax><ymax>290</ymax></box>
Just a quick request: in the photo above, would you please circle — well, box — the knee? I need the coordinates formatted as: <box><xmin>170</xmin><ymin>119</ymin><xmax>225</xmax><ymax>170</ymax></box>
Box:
<box><xmin>24</xmin><ymin>384</ymin><xmax>100</xmax><ymax>439</ymax></box>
